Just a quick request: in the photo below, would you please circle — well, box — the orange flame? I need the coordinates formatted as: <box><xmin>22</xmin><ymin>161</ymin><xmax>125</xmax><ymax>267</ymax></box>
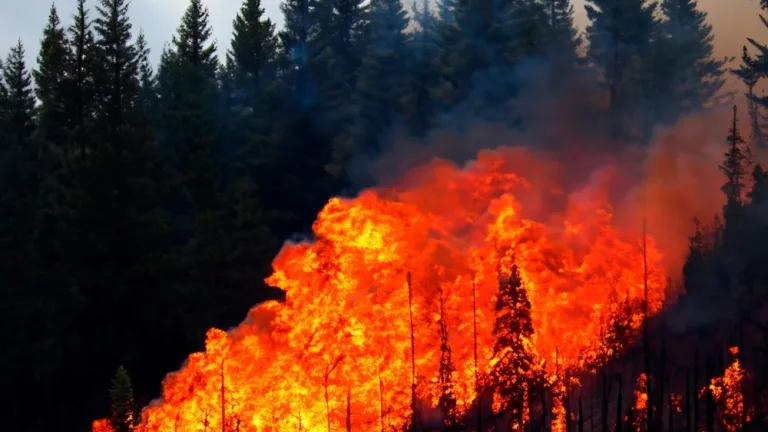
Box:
<box><xmin>708</xmin><ymin>347</ymin><xmax>752</xmax><ymax>432</ymax></box>
<box><xmin>94</xmin><ymin>149</ymin><xmax>667</xmax><ymax>432</ymax></box>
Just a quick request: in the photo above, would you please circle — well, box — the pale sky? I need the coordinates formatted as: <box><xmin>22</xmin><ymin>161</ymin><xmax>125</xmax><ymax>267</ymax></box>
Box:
<box><xmin>0</xmin><ymin>0</ymin><xmax>763</xmax><ymax>81</ymax></box>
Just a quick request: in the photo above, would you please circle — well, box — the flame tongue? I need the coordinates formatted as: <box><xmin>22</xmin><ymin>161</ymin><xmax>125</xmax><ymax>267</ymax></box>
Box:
<box><xmin>97</xmin><ymin>149</ymin><xmax>667</xmax><ymax>432</ymax></box>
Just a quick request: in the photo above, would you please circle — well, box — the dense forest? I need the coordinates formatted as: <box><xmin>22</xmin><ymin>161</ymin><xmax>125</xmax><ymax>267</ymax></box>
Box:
<box><xmin>4</xmin><ymin>0</ymin><xmax>768</xmax><ymax>430</ymax></box>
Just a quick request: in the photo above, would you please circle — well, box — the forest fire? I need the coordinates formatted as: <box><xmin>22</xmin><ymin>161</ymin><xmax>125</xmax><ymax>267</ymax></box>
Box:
<box><xmin>94</xmin><ymin>147</ymin><xmax>669</xmax><ymax>431</ymax></box>
<box><xmin>708</xmin><ymin>347</ymin><xmax>751</xmax><ymax>432</ymax></box>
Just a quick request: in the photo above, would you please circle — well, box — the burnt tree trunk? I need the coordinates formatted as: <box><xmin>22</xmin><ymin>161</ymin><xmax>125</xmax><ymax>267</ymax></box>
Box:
<box><xmin>705</xmin><ymin>357</ymin><xmax>714</xmax><ymax>432</ymax></box>
<box><xmin>616</xmin><ymin>374</ymin><xmax>623</xmax><ymax>432</ymax></box>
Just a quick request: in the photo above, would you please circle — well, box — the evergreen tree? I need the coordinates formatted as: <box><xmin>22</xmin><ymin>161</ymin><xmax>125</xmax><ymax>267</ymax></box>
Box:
<box><xmin>3</xmin><ymin>41</ymin><xmax>37</xmax><ymax>147</ymax></box>
<box><xmin>733</xmin><ymin>46</ymin><xmax>765</xmax><ymax>148</ymax></box>
<box><xmin>585</xmin><ymin>0</ymin><xmax>658</xmax><ymax>139</ymax></box>
<box><xmin>0</xmin><ymin>58</ymin><xmax>6</xmax><ymax>144</ymax></box>
<box><xmin>314</xmin><ymin>0</ymin><xmax>369</xmax><ymax>178</ymax></box>
<box><xmin>278</xmin><ymin>0</ymin><xmax>312</xmax><ymax>107</ymax></box>
<box><xmin>655</xmin><ymin>0</ymin><xmax>726</xmax><ymax>123</ymax></box>
<box><xmin>34</xmin><ymin>4</ymin><xmax>71</xmax><ymax>148</ymax></box>
<box><xmin>67</xmin><ymin>0</ymin><xmax>98</xmax><ymax>154</ymax></box>
<box><xmin>720</xmin><ymin>106</ymin><xmax>751</xmax><ymax>240</ymax></box>
<box><xmin>227</xmin><ymin>0</ymin><xmax>280</xmax><ymax>195</ymax></box>
<box><xmin>336</xmin><ymin>0</ymin><xmax>410</xmax><ymax>165</ymax></box>
<box><xmin>402</xmin><ymin>0</ymin><xmax>437</xmax><ymax>136</ymax></box>
<box><xmin>93</xmin><ymin>0</ymin><xmax>141</xmax><ymax>146</ymax></box>
<box><xmin>542</xmin><ymin>0</ymin><xmax>580</xmax><ymax>55</ymax></box>
<box><xmin>488</xmin><ymin>264</ymin><xmax>535</xmax><ymax>429</ymax></box>
<box><xmin>109</xmin><ymin>366</ymin><xmax>139</xmax><ymax>432</ymax></box>
<box><xmin>437</xmin><ymin>286</ymin><xmax>458</xmax><ymax>427</ymax></box>
<box><xmin>135</xmin><ymin>30</ymin><xmax>157</xmax><ymax>120</ymax></box>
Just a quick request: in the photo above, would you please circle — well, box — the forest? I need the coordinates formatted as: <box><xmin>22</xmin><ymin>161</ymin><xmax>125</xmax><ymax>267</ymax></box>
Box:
<box><xmin>2</xmin><ymin>0</ymin><xmax>768</xmax><ymax>431</ymax></box>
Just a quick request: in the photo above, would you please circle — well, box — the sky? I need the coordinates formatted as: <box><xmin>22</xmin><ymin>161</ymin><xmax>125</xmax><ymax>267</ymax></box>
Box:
<box><xmin>0</xmin><ymin>0</ymin><xmax>764</xmax><ymax>84</ymax></box>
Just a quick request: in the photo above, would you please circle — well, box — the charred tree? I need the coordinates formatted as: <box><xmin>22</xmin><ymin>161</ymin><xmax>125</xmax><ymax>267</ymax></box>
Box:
<box><xmin>488</xmin><ymin>263</ymin><xmax>535</xmax><ymax>431</ymax></box>
<box><xmin>616</xmin><ymin>374</ymin><xmax>623</xmax><ymax>432</ymax></box>
<box><xmin>686</xmin><ymin>367</ymin><xmax>691</xmax><ymax>432</ymax></box>
<box><xmin>437</xmin><ymin>284</ymin><xmax>458</xmax><ymax>428</ymax></box>
<box><xmin>642</xmin><ymin>218</ymin><xmax>653</xmax><ymax>432</ymax></box>
<box><xmin>705</xmin><ymin>357</ymin><xmax>714</xmax><ymax>432</ymax></box>
<box><xmin>407</xmin><ymin>272</ymin><xmax>419</xmax><ymax>432</ymax></box>
<box><xmin>601</xmin><ymin>372</ymin><xmax>609</xmax><ymax>432</ymax></box>
<box><xmin>694</xmin><ymin>346</ymin><xmax>700</xmax><ymax>432</ymax></box>
<box><xmin>578</xmin><ymin>396</ymin><xmax>584</xmax><ymax>432</ymax></box>
<box><xmin>472</xmin><ymin>277</ymin><xmax>481</xmax><ymax>432</ymax></box>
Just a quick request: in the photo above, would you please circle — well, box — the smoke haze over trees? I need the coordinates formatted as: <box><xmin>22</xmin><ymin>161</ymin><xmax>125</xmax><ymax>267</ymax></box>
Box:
<box><xmin>3</xmin><ymin>0</ymin><xmax>768</xmax><ymax>431</ymax></box>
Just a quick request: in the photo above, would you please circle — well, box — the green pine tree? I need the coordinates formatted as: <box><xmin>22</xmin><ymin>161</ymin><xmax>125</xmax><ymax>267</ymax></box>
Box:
<box><xmin>655</xmin><ymin>0</ymin><xmax>727</xmax><ymax>123</ymax></box>
<box><xmin>3</xmin><ymin>41</ymin><xmax>37</xmax><ymax>147</ymax></box>
<box><xmin>109</xmin><ymin>366</ymin><xmax>139</xmax><ymax>432</ymax></box>
<box><xmin>335</xmin><ymin>0</ymin><xmax>410</xmax><ymax>166</ymax></box>
<box><xmin>93</xmin><ymin>0</ymin><xmax>141</xmax><ymax>146</ymax></box>
<box><xmin>66</xmin><ymin>0</ymin><xmax>99</xmax><ymax>155</ymax></box>
<box><xmin>34</xmin><ymin>4</ymin><xmax>71</xmax><ymax>149</ymax></box>
<box><xmin>585</xmin><ymin>0</ymin><xmax>658</xmax><ymax>140</ymax></box>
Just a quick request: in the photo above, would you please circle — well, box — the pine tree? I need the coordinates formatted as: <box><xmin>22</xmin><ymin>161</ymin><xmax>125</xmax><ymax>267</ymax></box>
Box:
<box><xmin>230</xmin><ymin>0</ymin><xmax>278</xmax><ymax>109</ymax></box>
<box><xmin>542</xmin><ymin>0</ymin><xmax>580</xmax><ymax>55</ymax></box>
<box><xmin>93</xmin><ymin>0</ymin><xmax>141</xmax><ymax>147</ymax></box>
<box><xmin>34</xmin><ymin>4</ymin><xmax>71</xmax><ymax>149</ymax></box>
<box><xmin>159</xmin><ymin>0</ymin><xmax>221</xmax><ymax>217</ymax></box>
<box><xmin>278</xmin><ymin>0</ymin><xmax>312</xmax><ymax>107</ymax></box>
<box><xmin>402</xmin><ymin>0</ymin><xmax>437</xmax><ymax>136</ymax></box>
<box><xmin>109</xmin><ymin>366</ymin><xmax>139</xmax><ymax>432</ymax></box>
<box><xmin>489</xmin><ymin>264</ymin><xmax>535</xmax><ymax>429</ymax></box>
<box><xmin>0</xmin><ymin>58</ymin><xmax>7</xmax><ymax>144</ymax></box>
<box><xmin>585</xmin><ymin>0</ymin><xmax>658</xmax><ymax>139</ymax></box>
<box><xmin>313</xmin><ymin>0</ymin><xmax>369</xmax><ymax>177</ymax></box>
<box><xmin>655</xmin><ymin>0</ymin><xmax>726</xmax><ymax>123</ymax></box>
<box><xmin>228</xmin><ymin>0</ymin><xmax>280</xmax><ymax>194</ymax></box>
<box><xmin>437</xmin><ymin>285</ymin><xmax>458</xmax><ymax>427</ymax></box>
<box><xmin>3</xmin><ymin>41</ymin><xmax>37</xmax><ymax>147</ymax></box>
<box><xmin>336</xmin><ymin>0</ymin><xmax>409</xmax><ymax>165</ymax></box>
<box><xmin>733</xmin><ymin>46</ymin><xmax>765</xmax><ymax>148</ymax></box>
<box><xmin>66</xmin><ymin>0</ymin><xmax>98</xmax><ymax>154</ymax></box>
<box><xmin>135</xmin><ymin>30</ymin><xmax>157</xmax><ymax>120</ymax></box>
<box><xmin>720</xmin><ymin>106</ymin><xmax>751</xmax><ymax>240</ymax></box>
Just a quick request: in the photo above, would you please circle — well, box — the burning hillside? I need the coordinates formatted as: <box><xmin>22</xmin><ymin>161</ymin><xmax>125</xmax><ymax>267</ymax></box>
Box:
<box><xmin>94</xmin><ymin>146</ymin><xmax>671</xmax><ymax>432</ymax></box>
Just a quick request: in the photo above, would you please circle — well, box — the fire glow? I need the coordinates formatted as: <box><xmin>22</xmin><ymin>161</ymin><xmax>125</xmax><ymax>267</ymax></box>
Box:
<box><xmin>94</xmin><ymin>147</ymin><xmax>670</xmax><ymax>432</ymax></box>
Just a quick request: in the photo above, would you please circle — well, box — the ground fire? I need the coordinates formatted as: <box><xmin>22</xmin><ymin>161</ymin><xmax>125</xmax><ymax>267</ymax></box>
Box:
<box><xmin>93</xmin><ymin>147</ymin><xmax>671</xmax><ymax>432</ymax></box>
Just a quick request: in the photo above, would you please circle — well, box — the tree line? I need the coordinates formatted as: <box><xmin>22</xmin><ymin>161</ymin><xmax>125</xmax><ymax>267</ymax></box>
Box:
<box><xmin>0</xmin><ymin>0</ymin><xmax>754</xmax><ymax>430</ymax></box>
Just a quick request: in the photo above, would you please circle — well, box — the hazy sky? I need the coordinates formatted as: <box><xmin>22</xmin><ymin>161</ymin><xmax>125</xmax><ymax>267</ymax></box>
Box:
<box><xmin>0</xmin><ymin>0</ymin><xmax>764</xmax><ymax>82</ymax></box>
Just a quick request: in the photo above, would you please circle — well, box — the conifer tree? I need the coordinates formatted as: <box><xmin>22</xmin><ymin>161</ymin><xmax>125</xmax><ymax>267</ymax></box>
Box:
<box><xmin>228</xmin><ymin>0</ymin><xmax>279</xmax><ymax>190</ymax></box>
<box><xmin>337</xmin><ymin>0</ymin><xmax>409</xmax><ymax>163</ymax></box>
<box><xmin>159</xmin><ymin>0</ymin><xmax>222</xmax><ymax>224</ymax></box>
<box><xmin>585</xmin><ymin>0</ymin><xmax>658</xmax><ymax>138</ymax></box>
<box><xmin>655</xmin><ymin>0</ymin><xmax>726</xmax><ymax>123</ymax></box>
<box><xmin>313</xmin><ymin>0</ymin><xmax>369</xmax><ymax>175</ymax></box>
<box><xmin>720</xmin><ymin>106</ymin><xmax>751</xmax><ymax>240</ymax></box>
<box><xmin>34</xmin><ymin>5</ymin><xmax>71</xmax><ymax>148</ymax></box>
<box><xmin>3</xmin><ymin>41</ymin><xmax>37</xmax><ymax>149</ymax></box>
<box><xmin>733</xmin><ymin>46</ymin><xmax>765</xmax><ymax>147</ymax></box>
<box><xmin>542</xmin><ymin>0</ymin><xmax>580</xmax><ymax>55</ymax></box>
<box><xmin>403</xmin><ymin>0</ymin><xmax>437</xmax><ymax>136</ymax></box>
<box><xmin>278</xmin><ymin>0</ymin><xmax>312</xmax><ymax>106</ymax></box>
<box><xmin>135</xmin><ymin>30</ymin><xmax>157</xmax><ymax>119</ymax></box>
<box><xmin>489</xmin><ymin>264</ymin><xmax>535</xmax><ymax>429</ymax></box>
<box><xmin>0</xmin><ymin>58</ymin><xmax>7</xmax><ymax>144</ymax></box>
<box><xmin>230</xmin><ymin>0</ymin><xmax>278</xmax><ymax>108</ymax></box>
<box><xmin>93</xmin><ymin>0</ymin><xmax>141</xmax><ymax>146</ymax></box>
<box><xmin>109</xmin><ymin>366</ymin><xmax>139</xmax><ymax>432</ymax></box>
<box><xmin>437</xmin><ymin>286</ymin><xmax>458</xmax><ymax>427</ymax></box>
<box><xmin>67</xmin><ymin>0</ymin><xmax>98</xmax><ymax>154</ymax></box>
